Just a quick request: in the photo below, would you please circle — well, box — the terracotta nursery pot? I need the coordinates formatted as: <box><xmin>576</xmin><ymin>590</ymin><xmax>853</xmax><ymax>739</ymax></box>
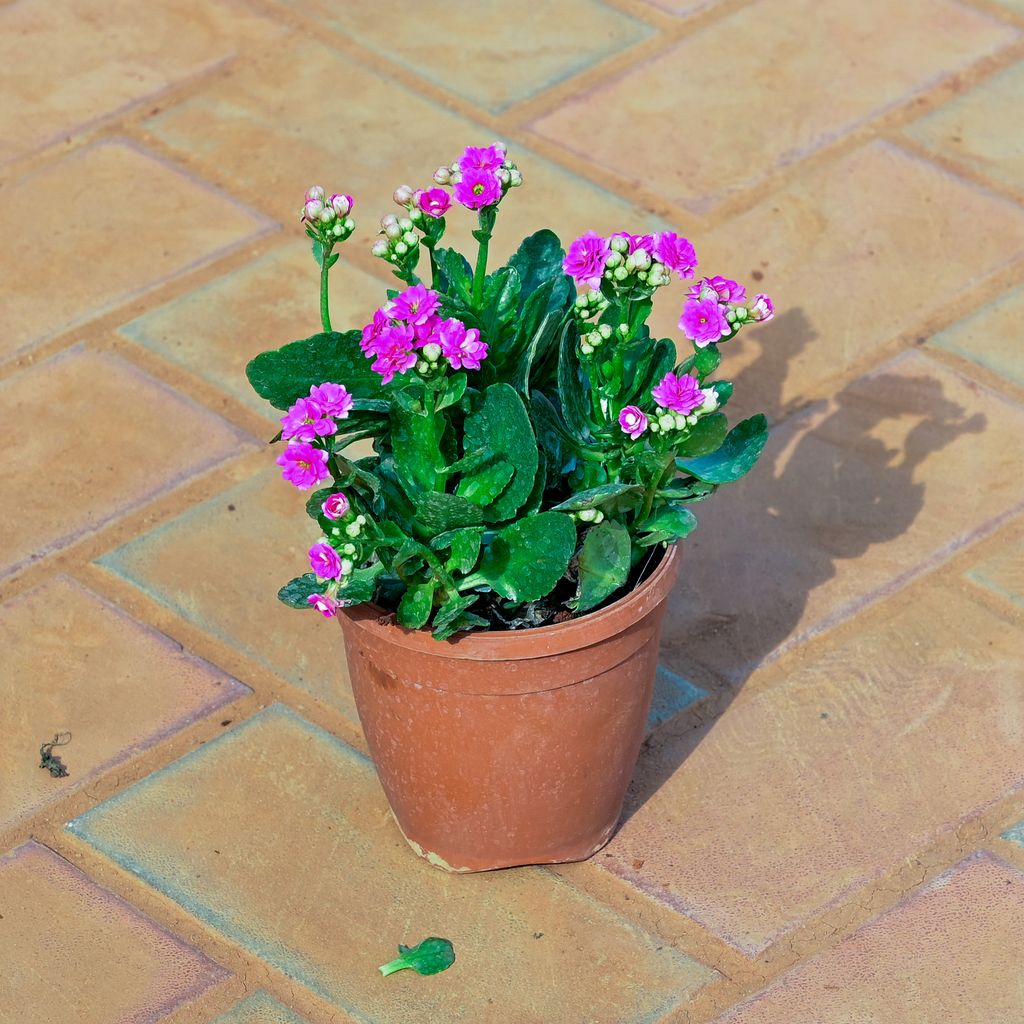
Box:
<box><xmin>337</xmin><ymin>543</ymin><xmax>681</xmax><ymax>872</ymax></box>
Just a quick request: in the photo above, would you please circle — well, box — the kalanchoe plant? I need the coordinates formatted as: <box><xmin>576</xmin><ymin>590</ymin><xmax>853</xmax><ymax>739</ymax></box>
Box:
<box><xmin>247</xmin><ymin>143</ymin><xmax>772</xmax><ymax>640</ymax></box>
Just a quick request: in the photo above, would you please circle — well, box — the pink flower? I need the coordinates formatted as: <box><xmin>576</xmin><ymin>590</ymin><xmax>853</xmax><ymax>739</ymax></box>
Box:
<box><xmin>308</xmin><ymin>593</ymin><xmax>341</xmax><ymax>618</ymax></box>
<box><xmin>280</xmin><ymin>397</ymin><xmax>336</xmax><ymax>442</ymax></box>
<box><xmin>329</xmin><ymin>193</ymin><xmax>353</xmax><ymax>216</ymax></box>
<box><xmin>454</xmin><ymin>167</ymin><xmax>502</xmax><ymax>210</ymax></box>
<box><xmin>361</xmin><ymin>308</ymin><xmax>391</xmax><ymax>356</ymax></box>
<box><xmin>751</xmin><ymin>293</ymin><xmax>775</xmax><ymax>322</ymax></box>
<box><xmin>564</xmin><ymin>231</ymin><xmax>612</xmax><ymax>289</ymax></box>
<box><xmin>309</xmin><ymin>541</ymin><xmax>343</xmax><ymax>580</ymax></box>
<box><xmin>308</xmin><ymin>382</ymin><xmax>353</xmax><ymax>419</ymax></box>
<box><xmin>321</xmin><ymin>492</ymin><xmax>350</xmax><ymax>520</ymax></box>
<box><xmin>652</xmin><ymin>372</ymin><xmax>704</xmax><ymax>416</ymax></box>
<box><xmin>276</xmin><ymin>442</ymin><xmax>330</xmax><ymax>490</ymax></box>
<box><xmin>415</xmin><ymin>188</ymin><xmax>452</xmax><ymax>219</ymax></box>
<box><xmin>679</xmin><ymin>297</ymin><xmax>731</xmax><ymax>347</ymax></box>
<box><xmin>371</xmin><ymin>324</ymin><xmax>418</xmax><ymax>384</ymax></box>
<box><xmin>413</xmin><ymin>314</ymin><xmax>442</xmax><ymax>348</ymax></box>
<box><xmin>611</xmin><ymin>232</ymin><xmax>655</xmax><ymax>255</ymax></box>
<box><xmin>390</xmin><ymin>284</ymin><xmax>440</xmax><ymax>326</ymax></box>
<box><xmin>688</xmin><ymin>275</ymin><xmax>746</xmax><ymax>304</ymax></box>
<box><xmin>618</xmin><ymin>406</ymin><xmax>648</xmax><ymax>440</ymax></box>
<box><xmin>654</xmin><ymin>232</ymin><xmax>698</xmax><ymax>279</ymax></box>
<box><xmin>437</xmin><ymin>318</ymin><xmax>488</xmax><ymax>371</ymax></box>
<box><xmin>458</xmin><ymin>144</ymin><xmax>505</xmax><ymax>172</ymax></box>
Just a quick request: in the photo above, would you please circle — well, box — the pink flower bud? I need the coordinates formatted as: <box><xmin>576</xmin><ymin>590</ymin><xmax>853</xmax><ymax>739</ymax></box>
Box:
<box><xmin>618</xmin><ymin>405</ymin><xmax>648</xmax><ymax>440</ymax></box>
<box><xmin>433</xmin><ymin>165</ymin><xmax>452</xmax><ymax>185</ymax></box>
<box><xmin>321</xmin><ymin>492</ymin><xmax>350</xmax><ymax>520</ymax></box>
<box><xmin>393</xmin><ymin>185</ymin><xmax>415</xmax><ymax>206</ymax></box>
<box><xmin>304</xmin><ymin>199</ymin><xmax>324</xmax><ymax>221</ymax></box>
<box><xmin>751</xmin><ymin>293</ymin><xmax>775</xmax><ymax>322</ymax></box>
<box><xmin>307</xmin><ymin>593</ymin><xmax>340</xmax><ymax>617</ymax></box>
<box><xmin>330</xmin><ymin>193</ymin><xmax>353</xmax><ymax>216</ymax></box>
<box><xmin>305</xmin><ymin>186</ymin><xmax>325</xmax><ymax>203</ymax></box>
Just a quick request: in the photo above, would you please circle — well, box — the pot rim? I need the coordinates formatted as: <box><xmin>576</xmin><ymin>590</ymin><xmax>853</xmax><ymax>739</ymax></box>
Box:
<box><xmin>340</xmin><ymin>542</ymin><xmax>680</xmax><ymax>661</ymax></box>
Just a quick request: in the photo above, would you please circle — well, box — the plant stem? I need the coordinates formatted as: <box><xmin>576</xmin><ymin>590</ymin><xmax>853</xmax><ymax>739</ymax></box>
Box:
<box><xmin>472</xmin><ymin>231</ymin><xmax>490</xmax><ymax>306</ymax></box>
<box><xmin>319</xmin><ymin>254</ymin><xmax>332</xmax><ymax>333</ymax></box>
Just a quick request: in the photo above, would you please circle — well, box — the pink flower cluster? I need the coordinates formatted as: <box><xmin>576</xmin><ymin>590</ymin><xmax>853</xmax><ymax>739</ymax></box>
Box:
<box><xmin>563</xmin><ymin>229</ymin><xmax>696</xmax><ymax>289</ymax></box>
<box><xmin>652</xmin><ymin>372</ymin><xmax>704</xmax><ymax>416</ymax></box>
<box><xmin>679</xmin><ymin>277</ymin><xmax>775</xmax><ymax>347</ymax></box>
<box><xmin>360</xmin><ymin>283</ymin><xmax>488</xmax><ymax>382</ymax></box>
<box><xmin>275</xmin><ymin>382</ymin><xmax>353</xmax><ymax>490</ymax></box>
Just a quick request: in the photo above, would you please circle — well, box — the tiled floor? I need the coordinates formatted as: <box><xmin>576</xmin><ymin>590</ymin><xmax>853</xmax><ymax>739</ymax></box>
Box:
<box><xmin>2</xmin><ymin>1</ymin><xmax>1023</xmax><ymax>1021</ymax></box>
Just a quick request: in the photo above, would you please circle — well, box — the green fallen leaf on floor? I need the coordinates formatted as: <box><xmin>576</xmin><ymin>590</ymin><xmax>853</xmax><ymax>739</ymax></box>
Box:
<box><xmin>378</xmin><ymin>937</ymin><xmax>455</xmax><ymax>978</ymax></box>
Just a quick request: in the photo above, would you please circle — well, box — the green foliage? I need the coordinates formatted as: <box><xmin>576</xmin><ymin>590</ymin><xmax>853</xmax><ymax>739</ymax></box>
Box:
<box><xmin>246</xmin><ymin>331</ymin><xmax>384</xmax><ymax>410</ymax></box>
<box><xmin>378</xmin><ymin>937</ymin><xmax>455</xmax><ymax>978</ymax></box>
<box><xmin>677</xmin><ymin>415</ymin><xmax>768</xmax><ymax>483</ymax></box>
<box><xmin>249</xmin><ymin>188</ymin><xmax>771</xmax><ymax>639</ymax></box>
<box><xmin>572</xmin><ymin>520</ymin><xmax>631</xmax><ymax>612</ymax></box>
<box><xmin>475</xmin><ymin>512</ymin><xmax>576</xmax><ymax>602</ymax></box>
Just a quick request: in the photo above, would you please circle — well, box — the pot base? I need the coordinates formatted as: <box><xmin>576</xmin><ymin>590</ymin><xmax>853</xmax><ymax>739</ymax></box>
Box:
<box><xmin>394</xmin><ymin>812</ymin><xmax>617</xmax><ymax>873</ymax></box>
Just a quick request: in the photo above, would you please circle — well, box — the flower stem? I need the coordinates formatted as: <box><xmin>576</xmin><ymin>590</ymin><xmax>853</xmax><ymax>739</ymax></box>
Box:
<box><xmin>320</xmin><ymin>255</ymin><xmax>332</xmax><ymax>333</ymax></box>
<box><xmin>472</xmin><ymin>232</ymin><xmax>490</xmax><ymax>306</ymax></box>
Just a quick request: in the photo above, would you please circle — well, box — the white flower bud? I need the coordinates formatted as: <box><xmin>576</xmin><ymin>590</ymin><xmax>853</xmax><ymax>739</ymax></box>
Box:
<box><xmin>356</xmin><ymin>515</ymin><xmax>366</xmax><ymax>525</ymax></box>
<box><xmin>659</xmin><ymin>413</ymin><xmax>675</xmax><ymax>430</ymax></box>
<box><xmin>687</xmin><ymin>413</ymin><xmax>699</xmax><ymax>425</ymax></box>
<box><xmin>497</xmin><ymin>168</ymin><xmax>511</xmax><ymax>185</ymax></box>
<box><xmin>509</xmin><ymin>169</ymin><xmax>523</xmax><ymax>187</ymax></box>
<box><xmin>409</xmin><ymin>208</ymin><xmax>423</xmax><ymax>223</ymax></box>
<box><xmin>304</xmin><ymin>199</ymin><xmax>324</xmax><ymax>220</ymax></box>
<box><xmin>400</xmin><ymin>231</ymin><xmax>416</xmax><ymax>246</ymax></box>
<box><xmin>624</xmin><ymin>254</ymin><xmax>637</xmax><ymax>272</ymax></box>
<box><xmin>340</xmin><ymin>559</ymin><xmax>354</xmax><ymax>576</ymax></box>
<box><xmin>726</xmin><ymin>309</ymin><xmax>737</xmax><ymax>323</ymax></box>
<box><xmin>398</xmin><ymin>217</ymin><xmax>413</xmax><ymax>232</ymax></box>
<box><xmin>613</xmin><ymin>266</ymin><xmax>628</xmax><ymax>282</ymax></box>
<box><xmin>345</xmin><ymin>522</ymin><xmax>361</xmax><ymax>538</ymax></box>
<box><xmin>580</xmin><ymin>341</ymin><xmax>593</xmax><ymax>356</ymax></box>
<box><xmin>575</xmin><ymin>293</ymin><xmax>588</xmax><ymax>308</ymax></box>
<box><xmin>371</xmin><ymin>240</ymin><xmax>389</xmax><ymax>257</ymax></box>
<box><xmin>699</xmin><ymin>388</ymin><xmax>720</xmax><ymax>413</ymax></box>
<box><xmin>617</xmin><ymin>323</ymin><xmax>629</xmax><ymax>336</ymax></box>
<box><xmin>394</xmin><ymin>241</ymin><xmax>408</xmax><ymax>255</ymax></box>
<box><xmin>734</xmin><ymin>306</ymin><xmax>749</xmax><ymax>321</ymax></box>
<box><xmin>343</xmin><ymin>543</ymin><xmax>356</xmax><ymax>555</ymax></box>
<box><xmin>649</xmin><ymin>420</ymin><xmax>661</xmax><ymax>433</ymax></box>
<box><xmin>609</xmin><ymin>236</ymin><xmax>629</xmax><ymax>255</ymax></box>
<box><xmin>305</xmin><ymin>186</ymin><xmax>326</xmax><ymax>203</ymax></box>
<box><xmin>332</xmin><ymin>222</ymin><xmax>343</xmax><ymax>237</ymax></box>
<box><xmin>633</xmin><ymin>249</ymin><xmax>652</xmax><ymax>270</ymax></box>
<box><xmin>319</xmin><ymin>207</ymin><xmax>336</xmax><ymax>224</ymax></box>
<box><xmin>421</xmin><ymin>342</ymin><xmax>442</xmax><ymax>362</ymax></box>
<box><xmin>579</xmin><ymin>508</ymin><xmax>597</xmax><ymax>522</ymax></box>
<box><xmin>433</xmin><ymin>166</ymin><xmax>451</xmax><ymax>185</ymax></box>
<box><xmin>673</xmin><ymin>414</ymin><xmax>688</xmax><ymax>430</ymax></box>
<box><xmin>606</xmin><ymin>251</ymin><xmax>623</xmax><ymax>268</ymax></box>
<box><xmin>343</xmin><ymin>217</ymin><xmax>354</xmax><ymax>231</ymax></box>
<box><xmin>330</xmin><ymin>527</ymin><xmax>342</xmax><ymax>536</ymax></box>
<box><xmin>393</xmin><ymin>185</ymin><xmax>414</xmax><ymax>206</ymax></box>
<box><xmin>592</xmin><ymin>510</ymin><xmax>605</xmax><ymax>523</ymax></box>
<box><xmin>598</xmin><ymin>324</ymin><xmax>612</xmax><ymax>339</ymax></box>
<box><xmin>416</xmin><ymin>359</ymin><xmax>429</xmax><ymax>373</ymax></box>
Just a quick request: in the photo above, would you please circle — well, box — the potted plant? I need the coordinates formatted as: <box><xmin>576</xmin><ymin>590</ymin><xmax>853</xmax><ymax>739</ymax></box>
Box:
<box><xmin>246</xmin><ymin>143</ymin><xmax>772</xmax><ymax>872</ymax></box>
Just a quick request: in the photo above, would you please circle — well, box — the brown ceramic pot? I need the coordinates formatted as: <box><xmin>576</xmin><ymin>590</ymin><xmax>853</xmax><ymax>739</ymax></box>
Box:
<box><xmin>337</xmin><ymin>543</ymin><xmax>680</xmax><ymax>872</ymax></box>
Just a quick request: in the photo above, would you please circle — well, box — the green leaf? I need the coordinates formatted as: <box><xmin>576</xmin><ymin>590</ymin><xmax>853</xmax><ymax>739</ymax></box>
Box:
<box><xmin>397</xmin><ymin>580</ymin><xmax>437</xmax><ymax>629</ymax></box>
<box><xmin>510</xmin><ymin>276</ymin><xmax>571</xmax><ymax>394</ymax></box>
<box><xmin>459</xmin><ymin>384</ymin><xmax>538</xmax><ymax>521</ymax></box>
<box><xmin>432</xmin><ymin>593</ymin><xmax>481</xmax><ymax>641</ymax></box>
<box><xmin>677</xmin><ymin>415</ymin><xmax>768</xmax><ymax>483</ymax></box>
<box><xmin>431</xmin><ymin>527</ymin><xmax>483</xmax><ymax>574</ymax></box>
<box><xmin>557</xmin><ymin>320</ymin><xmax>593</xmax><ymax>441</ymax></box>
<box><xmin>277</xmin><ymin>574</ymin><xmax>322</xmax><ymax>609</ymax></box>
<box><xmin>311</xmin><ymin>239</ymin><xmax>325</xmax><ymax>267</ymax></box>
<box><xmin>391</xmin><ymin>400</ymin><xmax>444</xmax><ymax>494</ymax></box>
<box><xmin>620</xmin><ymin>337</ymin><xmax>675</xmax><ymax>406</ymax></box>
<box><xmin>379</xmin><ymin>937</ymin><xmax>455</xmax><ymax>978</ymax></box>
<box><xmin>414</xmin><ymin>491</ymin><xmax>485</xmax><ymax>534</ymax></box>
<box><xmin>475</xmin><ymin>512</ymin><xmax>576</xmax><ymax>603</ymax></box>
<box><xmin>437</xmin><ymin>248</ymin><xmax>473</xmax><ymax>304</ymax></box>
<box><xmin>339</xmin><ymin>562</ymin><xmax>385</xmax><ymax>603</ymax></box>
<box><xmin>673</xmin><ymin>413</ymin><xmax>728</xmax><ymax>458</ymax></box>
<box><xmin>480</xmin><ymin>266</ymin><xmax>521</xmax><ymax>334</ymax></box>
<box><xmin>711</xmin><ymin>380</ymin><xmax>733</xmax><ymax>408</ymax></box>
<box><xmin>638</xmin><ymin>504</ymin><xmax>698</xmax><ymax>540</ymax></box>
<box><xmin>550</xmin><ymin>482</ymin><xmax>643</xmax><ymax>512</ymax></box>
<box><xmin>246</xmin><ymin>331</ymin><xmax>384</xmax><ymax>410</ymax></box>
<box><xmin>435</xmin><ymin>373</ymin><xmax>467</xmax><ymax>411</ymax></box>
<box><xmin>508</xmin><ymin>229</ymin><xmax>566</xmax><ymax>303</ymax></box>
<box><xmin>571</xmin><ymin>520</ymin><xmax>631</xmax><ymax>613</ymax></box>
<box><xmin>455</xmin><ymin>458</ymin><xmax>514</xmax><ymax>506</ymax></box>
<box><xmin>691</xmin><ymin>344</ymin><xmax>721</xmax><ymax>380</ymax></box>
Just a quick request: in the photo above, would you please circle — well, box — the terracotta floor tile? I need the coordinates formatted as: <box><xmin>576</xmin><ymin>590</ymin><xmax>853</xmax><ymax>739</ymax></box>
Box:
<box><xmin>144</xmin><ymin>36</ymin><xmax>663</xmax><ymax>261</ymax></box>
<box><xmin>0</xmin><ymin>576</ymin><xmax>248</xmax><ymax>832</ymax></box>
<box><xmin>905</xmin><ymin>59</ymin><xmax>1024</xmax><ymax>194</ymax></box>
<box><xmin>97</xmin><ymin>471</ymin><xmax>357</xmax><ymax>721</ymax></box>
<box><xmin>928</xmin><ymin>284</ymin><xmax>1024</xmax><ymax>390</ymax></box>
<box><xmin>965</xmin><ymin>536</ymin><xmax>1024</xmax><ymax>609</ymax></box>
<box><xmin>715</xmin><ymin>853</ymin><xmax>1024</xmax><ymax>1022</ymax></box>
<box><xmin>0</xmin><ymin>346</ymin><xmax>255</xmax><ymax>578</ymax></box>
<box><xmin>649</xmin><ymin>666</ymin><xmax>708</xmax><ymax>731</ymax></box>
<box><xmin>644</xmin><ymin>141</ymin><xmax>1024</xmax><ymax>423</ymax></box>
<box><xmin>69</xmin><ymin>705</ymin><xmax>716</xmax><ymax>1022</ymax></box>
<box><xmin>661</xmin><ymin>350</ymin><xmax>1024</xmax><ymax>683</ymax></box>
<box><xmin>606</xmin><ymin>584</ymin><xmax>1024</xmax><ymax>955</ymax></box>
<box><xmin>118</xmin><ymin>244</ymin><xmax>389</xmax><ymax>422</ymax></box>
<box><xmin>529</xmin><ymin>0</ymin><xmax>1017</xmax><ymax>212</ymax></box>
<box><xmin>270</xmin><ymin>0</ymin><xmax>649</xmax><ymax>112</ymax></box>
<box><xmin>1</xmin><ymin>140</ymin><xmax>273</xmax><ymax>361</ymax></box>
<box><xmin>0</xmin><ymin>0</ymin><xmax>281</xmax><ymax>164</ymax></box>
<box><xmin>211</xmin><ymin>992</ymin><xmax>308</xmax><ymax>1024</ymax></box>
<box><xmin>0</xmin><ymin>841</ymin><xmax>227</xmax><ymax>1022</ymax></box>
